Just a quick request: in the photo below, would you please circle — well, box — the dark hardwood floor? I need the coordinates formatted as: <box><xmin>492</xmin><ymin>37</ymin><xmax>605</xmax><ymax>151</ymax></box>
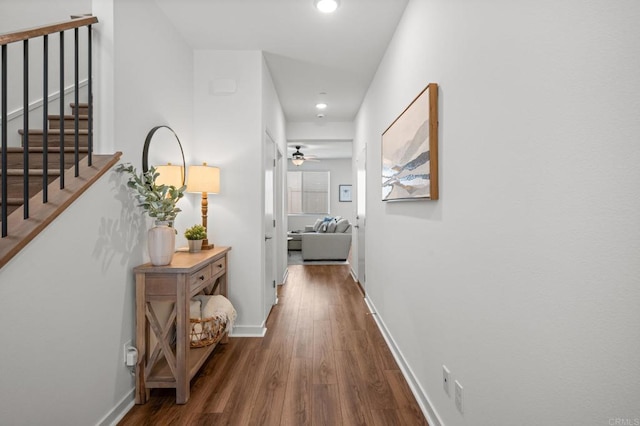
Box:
<box><xmin>119</xmin><ymin>264</ymin><xmax>428</xmax><ymax>426</ymax></box>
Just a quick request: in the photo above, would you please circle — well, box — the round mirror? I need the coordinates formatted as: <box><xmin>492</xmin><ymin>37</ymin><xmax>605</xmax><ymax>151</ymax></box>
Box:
<box><xmin>142</xmin><ymin>125</ymin><xmax>187</xmax><ymax>186</ymax></box>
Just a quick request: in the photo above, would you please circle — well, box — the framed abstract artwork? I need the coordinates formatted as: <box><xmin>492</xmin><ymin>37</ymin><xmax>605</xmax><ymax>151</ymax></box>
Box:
<box><xmin>382</xmin><ymin>82</ymin><xmax>438</xmax><ymax>201</ymax></box>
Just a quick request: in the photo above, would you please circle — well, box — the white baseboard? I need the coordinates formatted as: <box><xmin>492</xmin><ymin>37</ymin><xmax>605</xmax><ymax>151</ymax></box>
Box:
<box><xmin>230</xmin><ymin>325</ymin><xmax>267</xmax><ymax>337</ymax></box>
<box><xmin>97</xmin><ymin>388</ymin><xmax>135</xmax><ymax>426</ymax></box>
<box><xmin>364</xmin><ymin>297</ymin><xmax>444</xmax><ymax>426</ymax></box>
<box><xmin>350</xmin><ymin>267</ymin><xmax>358</xmax><ymax>283</ymax></box>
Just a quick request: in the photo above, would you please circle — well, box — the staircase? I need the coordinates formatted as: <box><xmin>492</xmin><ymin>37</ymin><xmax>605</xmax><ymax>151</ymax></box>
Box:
<box><xmin>0</xmin><ymin>100</ymin><xmax>121</xmax><ymax>268</ymax></box>
<box><xmin>0</xmin><ymin>15</ymin><xmax>122</xmax><ymax>269</ymax></box>
<box><xmin>2</xmin><ymin>103</ymin><xmax>89</xmax><ymax>217</ymax></box>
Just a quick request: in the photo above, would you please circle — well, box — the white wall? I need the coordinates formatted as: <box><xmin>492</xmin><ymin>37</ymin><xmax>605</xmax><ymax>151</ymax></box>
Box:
<box><xmin>193</xmin><ymin>50</ymin><xmax>267</xmax><ymax>335</ymax></box>
<box><xmin>356</xmin><ymin>1</ymin><xmax>640</xmax><ymax>425</ymax></box>
<box><xmin>287</xmin><ymin>120</ymin><xmax>354</xmax><ymax>141</ymax></box>
<box><xmin>287</xmin><ymin>158</ymin><xmax>354</xmax><ymax>231</ymax></box>
<box><xmin>0</xmin><ymin>0</ymin><xmax>194</xmax><ymax>424</ymax></box>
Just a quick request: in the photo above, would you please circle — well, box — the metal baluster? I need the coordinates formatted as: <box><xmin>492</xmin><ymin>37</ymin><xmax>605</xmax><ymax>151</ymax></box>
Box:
<box><xmin>74</xmin><ymin>27</ymin><xmax>79</xmax><ymax>177</ymax></box>
<box><xmin>22</xmin><ymin>40</ymin><xmax>29</xmax><ymax>219</ymax></box>
<box><xmin>87</xmin><ymin>25</ymin><xmax>93</xmax><ymax>166</ymax></box>
<box><xmin>43</xmin><ymin>34</ymin><xmax>49</xmax><ymax>203</ymax></box>
<box><xmin>1</xmin><ymin>45</ymin><xmax>7</xmax><ymax>237</ymax></box>
<box><xmin>59</xmin><ymin>31</ymin><xmax>65</xmax><ymax>189</ymax></box>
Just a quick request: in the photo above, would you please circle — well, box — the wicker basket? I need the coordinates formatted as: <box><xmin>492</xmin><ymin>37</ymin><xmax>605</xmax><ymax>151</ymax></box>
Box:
<box><xmin>189</xmin><ymin>315</ymin><xmax>227</xmax><ymax>348</ymax></box>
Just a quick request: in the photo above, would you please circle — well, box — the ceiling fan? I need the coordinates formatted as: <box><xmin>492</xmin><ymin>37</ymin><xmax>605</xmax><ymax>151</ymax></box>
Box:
<box><xmin>290</xmin><ymin>145</ymin><xmax>318</xmax><ymax>166</ymax></box>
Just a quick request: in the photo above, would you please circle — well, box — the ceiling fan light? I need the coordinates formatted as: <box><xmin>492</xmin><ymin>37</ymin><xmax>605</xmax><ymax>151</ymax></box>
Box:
<box><xmin>316</xmin><ymin>102</ymin><xmax>327</xmax><ymax>110</ymax></box>
<box><xmin>292</xmin><ymin>157</ymin><xmax>305</xmax><ymax>166</ymax></box>
<box><xmin>315</xmin><ymin>0</ymin><xmax>339</xmax><ymax>14</ymax></box>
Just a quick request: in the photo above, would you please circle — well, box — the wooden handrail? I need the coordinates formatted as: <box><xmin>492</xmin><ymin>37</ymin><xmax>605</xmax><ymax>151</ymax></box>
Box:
<box><xmin>0</xmin><ymin>16</ymin><xmax>98</xmax><ymax>46</ymax></box>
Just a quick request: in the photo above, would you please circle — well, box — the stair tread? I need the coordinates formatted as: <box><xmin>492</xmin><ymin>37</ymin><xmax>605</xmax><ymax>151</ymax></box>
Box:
<box><xmin>48</xmin><ymin>114</ymin><xmax>89</xmax><ymax>120</ymax></box>
<box><xmin>0</xmin><ymin>198</ymin><xmax>24</xmax><ymax>205</ymax></box>
<box><xmin>2</xmin><ymin>147</ymin><xmax>90</xmax><ymax>153</ymax></box>
<box><xmin>1</xmin><ymin>169</ymin><xmax>62</xmax><ymax>176</ymax></box>
<box><xmin>18</xmin><ymin>129</ymin><xmax>89</xmax><ymax>135</ymax></box>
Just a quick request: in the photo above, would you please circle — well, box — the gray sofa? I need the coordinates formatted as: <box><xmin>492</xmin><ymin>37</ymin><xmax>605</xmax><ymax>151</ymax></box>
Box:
<box><xmin>300</xmin><ymin>218</ymin><xmax>352</xmax><ymax>260</ymax></box>
<box><xmin>302</xmin><ymin>231</ymin><xmax>352</xmax><ymax>260</ymax></box>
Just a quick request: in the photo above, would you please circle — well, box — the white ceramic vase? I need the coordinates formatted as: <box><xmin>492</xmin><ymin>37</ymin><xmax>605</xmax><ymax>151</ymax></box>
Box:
<box><xmin>188</xmin><ymin>240</ymin><xmax>203</xmax><ymax>253</ymax></box>
<box><xmin>148</xmin><ymin>221</ymin><xmax>175</xmax><ymax>266</ymax></box>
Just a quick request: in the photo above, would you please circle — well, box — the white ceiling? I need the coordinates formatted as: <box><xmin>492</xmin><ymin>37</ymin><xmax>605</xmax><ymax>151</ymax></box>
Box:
<box><xmin>155</xmin><ymin>0</ymin><xmax>409</xmax><ymax>158</ymax></box>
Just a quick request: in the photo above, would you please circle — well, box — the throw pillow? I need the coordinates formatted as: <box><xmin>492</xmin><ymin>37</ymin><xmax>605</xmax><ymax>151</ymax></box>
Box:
<box><xmin>313</xmin><ymin>218</ymin><xmax>323</xmax><ymax>232</ymax></box>
<box><xmin>327</xmin><ymin>220</ymin><xmax>338</xmax><ymax>233</ymax></box>
<box><xmin>335</xmin><ymin>218</ymin><xmax>350</xmax><ymax>233</ymax></box>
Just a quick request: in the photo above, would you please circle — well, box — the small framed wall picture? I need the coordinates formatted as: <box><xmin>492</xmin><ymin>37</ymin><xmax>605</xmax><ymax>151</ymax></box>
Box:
<box><xmin>339</xmin><ymin>184</ymin><xmax>352</xmax><ymax>202</ymax></box>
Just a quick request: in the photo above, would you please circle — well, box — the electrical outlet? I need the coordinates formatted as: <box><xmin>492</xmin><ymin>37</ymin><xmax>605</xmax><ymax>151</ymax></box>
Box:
<box><xmin>455</xmin><ymin>380</ymin><xmax>464</xmax><ymax>414</ymax></box>
<box><xmin>442</xmin><ymin>365</ymin><xmax>451</xmax><ymax>396</ymax></box>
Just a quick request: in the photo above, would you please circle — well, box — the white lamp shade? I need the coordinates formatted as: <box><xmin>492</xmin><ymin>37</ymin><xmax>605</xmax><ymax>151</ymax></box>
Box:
<box><xmin>187</xmin><ymin>163</ymin><xmax>220</xmax><ymax>194</ymax></box>
<box><xmin>155</xmin><ymin>164</ymin><xmax>184</xmax><ymax>188</ymax></box>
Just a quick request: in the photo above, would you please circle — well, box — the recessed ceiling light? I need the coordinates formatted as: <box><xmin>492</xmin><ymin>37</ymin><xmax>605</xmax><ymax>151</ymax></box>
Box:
<box><xmin>316</xmin><ymin>102</ymin><xmax>328</xmax><ymax>110</ymax></box>
<box><xmin>315</xmin><ymin>0</ymin><xmax>339</xmax><ymax>14</ymax></box>
<box><xmin>317</xmin><ymin>113</ymin><xmax>326</xmax><ymax>119</ymax></box>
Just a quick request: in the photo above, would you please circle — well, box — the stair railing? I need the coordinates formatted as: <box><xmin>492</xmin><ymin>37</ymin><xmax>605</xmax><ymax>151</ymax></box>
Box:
<box><xmin>0</xmin><ymin>15</ymin><xmax>97</xmax><ymax>237</ymax></box>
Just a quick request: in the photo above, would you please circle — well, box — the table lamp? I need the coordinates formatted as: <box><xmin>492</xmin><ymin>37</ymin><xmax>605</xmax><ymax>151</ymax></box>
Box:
<box><xmin>155</xmin><ymin>163</ymin><xmax>184</xmax><ymax>188</ymax></box>
<box><xmin>186</xmin><ymin>163</ymin><xmax>220</xmax><ymax>249</ymax></box>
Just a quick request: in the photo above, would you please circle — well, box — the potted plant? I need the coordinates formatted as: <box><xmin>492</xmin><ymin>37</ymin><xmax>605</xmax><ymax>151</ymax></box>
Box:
<box><xmin>184</xmin><ymin>224</ymin><xmax>207</xmax><ymax>253</ymax></box>
<box><xmin>116</xmin><ymin>163</ymin><xmax>186</xmax><ymax>265</ymax></box>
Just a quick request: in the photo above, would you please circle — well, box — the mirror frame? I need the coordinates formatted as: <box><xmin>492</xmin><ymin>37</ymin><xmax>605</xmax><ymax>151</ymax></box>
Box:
<box><xmin>142</xmin><ymin>125</ymin><xmax>187</xmax><ymax>186</ymax></box>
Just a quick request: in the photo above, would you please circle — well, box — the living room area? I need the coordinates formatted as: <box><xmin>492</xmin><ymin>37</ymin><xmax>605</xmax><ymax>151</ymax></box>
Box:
<box><xmin>285</xmin><ymin>133</ymin><xmax>355</xmax><ymax>265</ymax></box>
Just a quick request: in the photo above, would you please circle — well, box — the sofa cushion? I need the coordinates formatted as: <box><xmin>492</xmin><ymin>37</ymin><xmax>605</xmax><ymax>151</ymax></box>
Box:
<box><xmin>335</xmin><ymin>218</ymin><xmax>350</xmax><ymax>233</ymax></box>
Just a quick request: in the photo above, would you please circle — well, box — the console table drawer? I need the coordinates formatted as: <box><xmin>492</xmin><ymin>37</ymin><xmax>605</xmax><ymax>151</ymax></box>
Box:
<box><xmin>189</xmin><ymin>264</ymin><xmax>212</xmax><ymax>289</ymax></box>
<box><xmin>211</xmin><ymin>257</ymin><xmax>226</xmax><ymax>278</ymax></box>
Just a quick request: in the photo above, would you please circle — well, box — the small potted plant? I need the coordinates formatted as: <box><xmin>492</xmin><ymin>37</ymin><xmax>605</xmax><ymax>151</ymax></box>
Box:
<box><xmin>184</xmin><ymin>224</ymin><xmax>207</xmax><ymax>253</ymax></box>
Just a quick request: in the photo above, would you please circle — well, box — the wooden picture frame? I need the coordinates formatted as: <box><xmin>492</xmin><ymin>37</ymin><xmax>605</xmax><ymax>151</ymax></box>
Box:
<box><xmin>382</xmin><ymin>82</ymin><xmax>438</xmax><ymax>201</ymax></box>
<box><xmin>339</xmin><ymin>184</ymin><xmax>352</xmax><ymax>202</ymax></box>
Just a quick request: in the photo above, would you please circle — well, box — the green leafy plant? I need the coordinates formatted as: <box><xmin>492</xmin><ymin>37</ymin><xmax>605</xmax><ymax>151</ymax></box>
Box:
<box><xmin>116</xmin><ymin>163</ymin><xmax>186</xmax><ymax>223</ymax></box>
<box><xmin>184</xmin><ymin>224</ymin><xmax>207</xmax><ymax>240</ymax></box>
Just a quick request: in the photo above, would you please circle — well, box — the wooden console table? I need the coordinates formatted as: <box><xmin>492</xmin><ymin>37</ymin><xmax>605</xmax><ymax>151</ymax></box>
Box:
<box><xmin>133</xmin><ymin>246</ymin><xmax>231</xmax><ymax>404</ymax></box>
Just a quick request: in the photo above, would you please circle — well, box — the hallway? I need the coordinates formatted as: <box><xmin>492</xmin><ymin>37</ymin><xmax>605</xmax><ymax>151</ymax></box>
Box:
<box><xmin>120</xmin><ymin>265</ymin><xmax>427</xmax><ymax>425</ymax></box>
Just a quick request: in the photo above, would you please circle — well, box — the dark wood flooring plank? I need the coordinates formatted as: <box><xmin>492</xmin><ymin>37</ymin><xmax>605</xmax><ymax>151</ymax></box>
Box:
<box><xmin>335</xmin><ymin>349</ymin><xmax>375</xmax><ymax>426</ymax></box>
<box><xmin>312</xmin><ymin>383</ymin><xmax>343</xmax><ymax>426</ymax></box>
<box><xmin>313</xmin><ymin>319</ymin><xmax>337</xmax><ymax>385</ymax></box>
<box><xmin>294</xmin><ymin>326</ymin><xmax>314</xmax><ymax>359</ymax></box>
<box><xmin>329</xmin><ymin>302</ymin><xmax>350</xmax><ymax>351</ymax></box>
<box><xmin>349</xmin><ymin>330</ymin><xmax>397</xmax><ymax>410</ymax></box>
<box><xmin>249</xmin><ymin>332</ymin><xmax>294</xmax><ymax>425</ymax></box>
<box><xmin>280</xmin><ymin>357</ymin><xmax>312</xmax><ymax>426</ymax></box>
<box><xmin>384</xmin><ymin>369</ymin><xmax>429</xmax><ymax>426</ymax></box>
<box><xmin>371</xmin><ymin>408</ymin><xmax>405</xmax><ymax>426</ymax></box>
<box><xmin>365</xmin><ymin>314</ymin><xmax>399</xmax><ymax>371</ymax></box>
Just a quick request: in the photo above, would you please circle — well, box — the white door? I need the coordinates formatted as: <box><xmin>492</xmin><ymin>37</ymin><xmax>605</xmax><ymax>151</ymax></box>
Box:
<box><xmin>355</xmin><ymin>146</ymin><xmax>366</xmax><ymax>287</ymax></box>
<box><xmin>264</xmin><ymin>133</ymin><xmax>277</xmax><ymax>321</ymax></box>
